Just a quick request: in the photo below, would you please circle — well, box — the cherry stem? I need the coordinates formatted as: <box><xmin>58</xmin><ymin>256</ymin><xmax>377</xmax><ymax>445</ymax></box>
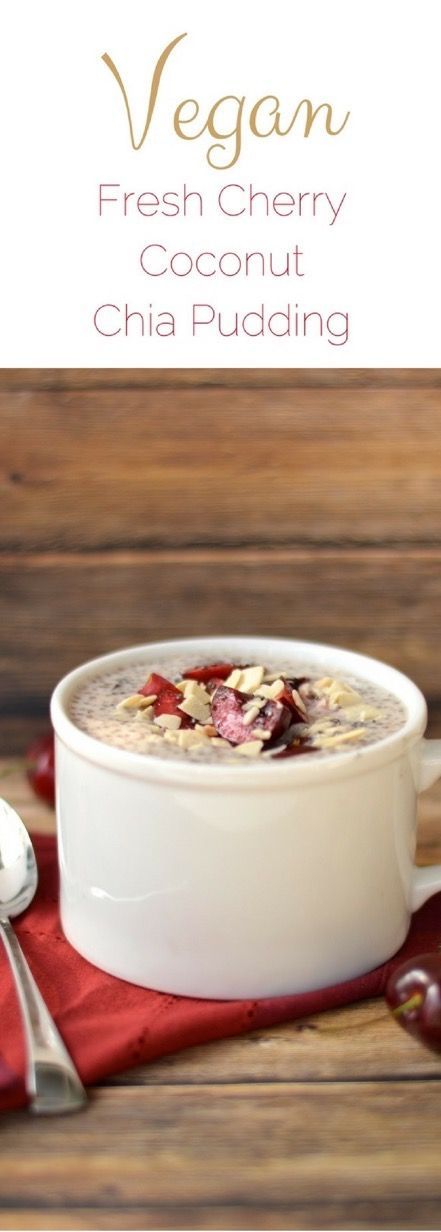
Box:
<box><xmin>392</xmin><ymin>992</ymin><xmax>424</xmax><ymax>1018</ymax></box>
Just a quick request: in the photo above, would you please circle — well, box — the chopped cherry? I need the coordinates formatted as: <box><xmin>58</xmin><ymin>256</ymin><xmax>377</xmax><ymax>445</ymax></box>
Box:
<box><xmin>153</xmin><ymin>688</ymin><xmax>193</xmax><ymax>728</ymax></box>
<box><xmin>206</xmin><ymin>677</ymin><xmax>229</xmax><ymax>694</ymax></box>
<box><xmin>139</xmin><ymin>672</ymin><xmax>181</xmax><ymax>700</ymax></box>
<box><xmin>274</xmin><ymin>684</ymin><xmax>308</xmax><ymax>725</ymax></box>
<box><xmin>183</xmin><ymin>664</ymin><xmax>235</xmax><ymax>684</ymax></box>
<box><xmin>211</xmin><ymin>685</ymin><xmax>292</xmax><ymax>746</ymax></box>
<box><xmin>25</xmin><ymin>732</ymin><xmax>55</xmax><ymax>806</ymax></box>
<box><xmin>385</xmin><ymin>953</ymin><xmax>441</xmax><ymax>1053</ymax></box>
<box><xmin>138</xmin><ymin>671</ymin><xmax>194</xmax><ymax>728</ymax></box>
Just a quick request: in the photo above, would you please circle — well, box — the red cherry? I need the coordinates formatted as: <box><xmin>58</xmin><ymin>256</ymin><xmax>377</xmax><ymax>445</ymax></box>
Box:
<box><xmin>183</xmin><ymin>664</ymin><xmax>235</xmax><ymax>684</ymax></box>
<box><xmin>385</xmin><ymin>953</ymin><xmax>441</xmax><ymax>1053</ymax></box>
<box><xmin>211</xmin><ymin>685</ymin><xmax>292</xmax><ymax>747</ymax></box>
<box><xmin>138</xmin><ymin>672</ymin><xmax>181</xmax><ymax>699</ymax></box>
<box><xmin>25</xmin><ymin>732</ymin><xmax>55</xmax><ymax>807</ymax></box>
<box><xmin>153</xmin><ymin>688</ymin><xmax>193</xmax><ymax>728</ymax></box>
<box><xmin>138</xmin><ymin>672</ymin><xmax>194</xmax><ymax>728</ymax></box>
<box><xmin>274</xmin><ymin>683</ymin><xmax>308</xmax><ymax>725</ymax></box>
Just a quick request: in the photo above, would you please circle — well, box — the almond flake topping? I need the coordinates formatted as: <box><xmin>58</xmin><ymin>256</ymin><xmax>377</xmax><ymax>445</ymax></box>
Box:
<box><xmin>315</xmin><ymin>677</ymin><xmax>361</xmax><ymax>709</ymax></box>
<box><xmin>154</xmin><ymin>713</ymin><xmax>182</xmax><ymax>731</ymax></box>
<box><xmin>243</xmin><ymin>705</ymin><xmax>261</xmax><ymax>727</ymax></box>
<box><xmin>179</xmin><ymin>697</ymin><xmax>212</xmax><ymax>724</ymax></box>
<box><xmin>135</xmin><ymin>706</ymin><xmax>154</xmax><ymax>722</ymax></box>
<box><xmin>255</xmin><ymin>679</ymin><xmax>285</xmax><ymax>701</ymax></box>
<box><xmin>180</xmin><ymin>680</ymin><xmax>210</xmax><ymax>704</ymax></box>
<box><xmin>224</xmin><ymin>668</ymin><xmax>242</xmax><ymax>689</ymax></box>
<box><xmin>116</xmin><ymin>694</ymin><xmax>155</xmax><ymax>712</ymax></box>
<box><xmin>236</xmin><ymin>740</ymin><xmax>264</xmax><ymax>757</ymax></box>
<box><xmin>239</xmin><ymin>665</ymin><xmax>265</xmax><ymax>693</ymax></box>
<box><xmin>177</xmin><ymin>729</ymin><xmax>208</xmax><ymax>749</ymax></box>
<box><xmin>291</xmin><ymin>688</ymin><xmax>307</xmax><ymax>716</ymax></box>
<box><xmin>317</xmin><ymin>728</ymin><xmax>367</xmax><ymax>748</ymax></box>
<box><xmin>341</xmin><ymin>703</ymin><xmax>382</xmax><ymax>722</ymax></box>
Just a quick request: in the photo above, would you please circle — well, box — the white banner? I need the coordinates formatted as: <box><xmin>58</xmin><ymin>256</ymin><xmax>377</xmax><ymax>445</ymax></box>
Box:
<box><xmin>1</xmin><ymin>0</ymin><xmax>440</xmax><ymax>366</ymax></box>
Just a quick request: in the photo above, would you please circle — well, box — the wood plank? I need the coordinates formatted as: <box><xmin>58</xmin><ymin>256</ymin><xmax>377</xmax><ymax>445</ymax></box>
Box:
<box><xmin>1</xmin><ymin>368</ymin><xmax>441</xmax><ymax>390</ymax></box>
<box><xmin>1</xmin><ymin>1083</ymin><xmax>441</xmax><ymax>1210</ymax></box>
<box><xmin>2</xmin><ymin>1201</ymin><xmax>441</xmax><ymax>1231</ymax></box>
<box><xmin>106</xmin><ymin>997</ymin><xmax>441</xmax><ymax>1085</ymax></box>
<box><xmin>1</xmin><ymin>547</ymin><xmax>441</xmax><ymax>709</ymax></box>
<box><xmin>1</xmin><ymin>388</ymin><xmax>441</xmax><ymax>549</ymax></box>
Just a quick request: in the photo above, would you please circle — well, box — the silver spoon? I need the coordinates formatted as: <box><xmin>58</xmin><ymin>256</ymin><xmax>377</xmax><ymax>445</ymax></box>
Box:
<box><xmin>0</xmin><ymin>798</ymin><xmax>87</xmax><ymax>1114</ymax></box>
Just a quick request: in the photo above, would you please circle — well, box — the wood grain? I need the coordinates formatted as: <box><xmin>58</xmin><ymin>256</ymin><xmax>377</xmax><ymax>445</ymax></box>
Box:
<box><xmin>2</xmin><ymin>1200</ymin><xmax>441</xmax><ymax>1231</ymax></box>
<box><xmin>2</xmin><ymin>369</ymin><xmax>441</xmax><ymax>1232</ymax></box>
<box><xmin>1</xmin><ymin>388</ymin><xmax>441</xmax><ymax>549</ymax></box>
<box><xmin>1</xmin><ymin>547</ymin><xmax>440</xmax><ymax>710</ymax></box>
<box><xmin>1</xmin><ymin>369</ymin><xmax>441</xmax><ymax>390</ymax></box>
<box><xmin>1</xmin><ymin>1083</ymin><xmax>441</xmax><ymax>1209</ymax></box>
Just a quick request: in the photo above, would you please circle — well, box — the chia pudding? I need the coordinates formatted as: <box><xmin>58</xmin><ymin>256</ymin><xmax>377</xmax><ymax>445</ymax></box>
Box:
<box><xmin>70</xmin><ymin>655</ymin><xmax>407</xmax><ymax>764</ymax></box>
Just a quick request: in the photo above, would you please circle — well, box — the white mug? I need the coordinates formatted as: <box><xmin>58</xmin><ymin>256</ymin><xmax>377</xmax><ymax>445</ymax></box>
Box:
<box><xmin>50</xmin><ymin>637</ymin><xmax>441</xmax><ymax>999</ymax></box>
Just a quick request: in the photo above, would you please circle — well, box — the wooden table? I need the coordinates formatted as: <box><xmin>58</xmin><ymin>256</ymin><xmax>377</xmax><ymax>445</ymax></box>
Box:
<box><xmin>0</xmin><ymin>760</ymin><xmax>440</xmax><ymax>1231</ymax></box>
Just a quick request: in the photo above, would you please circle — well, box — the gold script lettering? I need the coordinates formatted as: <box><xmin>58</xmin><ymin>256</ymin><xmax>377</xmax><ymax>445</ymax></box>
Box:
<box><xmin>175</xmin><ymin>95</ymin><xmax>245</xmax><ymax>169</ymax></box>
<box><xmin>275</xmin><ymin>99</ymin><xmax>350</xmax><ymax>137</ymax></box>
<box><xmin>102</xmin><ymin>33</ymin><xmax>187</xmax><ymax>150</ymax></box>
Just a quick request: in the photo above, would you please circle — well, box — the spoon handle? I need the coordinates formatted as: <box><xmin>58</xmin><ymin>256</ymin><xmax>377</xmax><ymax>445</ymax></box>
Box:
<box><xmin>0</xmin><ymin>918</ymin><xmax>87</xmax><ymax>1114</ymax></box>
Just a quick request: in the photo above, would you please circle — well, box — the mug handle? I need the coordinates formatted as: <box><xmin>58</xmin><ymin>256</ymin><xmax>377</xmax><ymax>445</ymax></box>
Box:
<box><xmin>412</xmin><ymin>738</ymin><xmax>441</xmax><ymax>911</ymax></box>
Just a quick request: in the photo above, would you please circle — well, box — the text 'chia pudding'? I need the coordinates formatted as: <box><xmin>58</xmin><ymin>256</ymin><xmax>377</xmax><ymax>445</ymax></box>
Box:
<box><xmin>70</xmin><ymin>658</ymin><xmax>407</xmax><ymax>763</ymax></box>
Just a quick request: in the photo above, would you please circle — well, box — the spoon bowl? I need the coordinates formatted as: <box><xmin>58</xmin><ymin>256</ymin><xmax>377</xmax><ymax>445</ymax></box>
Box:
<box><xmin>0</xmin><ymin>798</ymin><xmax>86</xmax><ymax>1114</ymax></box>
<box><xmin>0</xmin><ymin>799</ymin><xmax>38</xmax><ymax>917</ymax></box>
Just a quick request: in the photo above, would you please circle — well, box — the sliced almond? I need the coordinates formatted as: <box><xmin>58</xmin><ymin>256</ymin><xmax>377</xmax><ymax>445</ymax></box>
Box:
<box><xmin>239</xmin><ymin>665</ymin><xmax>265</xmax><ymax>693</ymax></box>
<box><xmin>177</xmin><ymin>729</ymin><xmax>207</xmax><ymax>749</ymax></box>
<box><xmin>210</xmin><ymin>737</ymin><xmax>231</xmax><ymax>748</ymax></box>
<box><xmin>179</xmin><ymin>697</ymin><xmax>212</xmax><ymax>724</ymax></box>
<box><xmin>242</xmin><ymin>705</ymin><xmax>261</xmax><ymax>727</ymax></box>
<box><xmin>154</xmin><ymin>713</ymin><xmax>182</xmax><ymax>731</ymax></box>
<box><xmin>255</xmin><ymin>679</ymin><xmax>285</xmax><ymax>701</ymax></box>
<box><xmin>330</xmin><ymin>687</ymin><xmax>361</xmax><ymax>708</ymax></box>
<box><xmin>291</xmin><ymin>688</ymin><xmax>307</xmax><ymax>716</ymax></box>
<box><xmin>236</xmin><ymin>740</ymin><xmax>264</xmax><ymax>757</ymax></box>
<box><xmin>314</xmin><ymin>677</ymin><xmax>361</xmax><ymax>708</ymax></box>
<box><xmin>224</xmin><ymin>667</ymin><xmax>242</xmax><ymax>689</ymax></box>
<box><xmin>308</xmin><ymin>718</ymin><xmax>335</xmax><ymax>734</ymax></box>
<box><xmin>179</xmin><ymin>680</ymin><xmax>210</xmax><ymax>704</ymax></box>
<box><xmin>316</xmin><ymin>728</ymin><xmax>367</xmax><ymax>748</ymax></box>
<box><xmin>116</xmin><ymin>693</ymin><xmax>154</xmax><ymax>712</ymax></box>
<box><xmin>135</xmin><ymin>706</ymin><xmax>154</xmax><ymax>722</ymax></box>
<box><xmin>341</xmin><ymin>703</ymin><xmax>382</xmax><ymax>722</ymax></box>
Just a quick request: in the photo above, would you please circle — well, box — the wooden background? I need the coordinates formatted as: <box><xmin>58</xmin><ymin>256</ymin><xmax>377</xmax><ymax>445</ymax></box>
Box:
<box><xmin>1</xmin><ymin>368</ymin><xmax>441</xmax><ymax>1231</ymax></box>
<box><xmin>1</xmin><ymin>367</ymin><xmax>441</xmax><ymax>751</ymax></box>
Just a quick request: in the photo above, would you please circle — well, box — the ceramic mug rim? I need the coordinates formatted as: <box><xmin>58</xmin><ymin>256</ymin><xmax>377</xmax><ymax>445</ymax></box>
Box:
<box><xmin>50</xmin><ymin>636</ymin><xmax>427</xmax><ymax>790</ymax></box>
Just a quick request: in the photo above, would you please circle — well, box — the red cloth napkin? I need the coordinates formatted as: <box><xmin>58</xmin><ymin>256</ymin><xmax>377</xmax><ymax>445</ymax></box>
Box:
<box><xmin>1</xmin><ymin>833</ymin><xmax>440</xmax><ymax>1113</ymax></box>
